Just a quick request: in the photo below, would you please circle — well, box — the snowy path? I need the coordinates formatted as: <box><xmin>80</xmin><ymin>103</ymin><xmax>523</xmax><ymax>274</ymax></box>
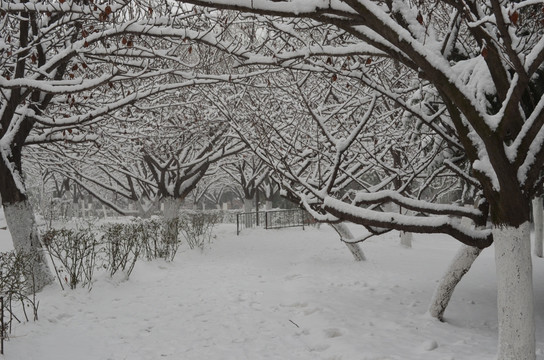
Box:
<box><xmin>3</xmin><ymin>224</ymin><xmax>544</xmax><ymax>359</ymax></box>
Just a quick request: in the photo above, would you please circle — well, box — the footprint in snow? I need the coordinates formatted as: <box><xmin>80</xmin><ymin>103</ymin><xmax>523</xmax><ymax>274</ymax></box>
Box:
<box><xmin>55</xmin><ymin>313</ymin><xmax>73</xmax><ymax>321</ymax></box>
<box><xmin>250</xmin><ymin>301</ymin><xmax>263</xmax><ymax>310</ymax></box>
<box><xmin>281</xmin><ymin>301</ymin><xmax>308</xmax><ymax>308</ymax></box>
<box><xmin>303</xmin><ymin>307</ymin><xmax>321</xmax><ymax>316</ymax></box>
<box><xmin>284</xmin><ymin>274</ymin><xmax>302</xmax><ymax>281</ymax></box>
<box><xmin>309</xmin><ymin>344</ymin><xmax>330</xmax><ymax>352</ymax></box>
<box><xmin>420</xmin><ymin>339</ymin><xmax>438</xmax><ymax>351</ymax></box>
<box><xmin>323</xmin><ymin>328</ymin><xmax>343</xmax><ymax>338</ymax></box>
<box><xmin>48</xmin><ymin>313</ymin><xmax>72</xmax><ymax>323</ymax></box>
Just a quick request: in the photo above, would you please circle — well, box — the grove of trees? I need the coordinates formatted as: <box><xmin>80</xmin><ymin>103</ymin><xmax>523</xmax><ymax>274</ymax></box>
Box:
<box><xmin>2</xmin><ymin>0</ymin><xmax>544</xmax><ymax>359</ymax></box>
<box><xmin>0</xmin><ymin>0</ymin><xmax>257</xmax><ymax>288</ymax></box>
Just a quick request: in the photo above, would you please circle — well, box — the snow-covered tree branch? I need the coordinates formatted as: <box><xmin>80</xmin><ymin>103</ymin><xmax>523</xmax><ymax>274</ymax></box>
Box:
<box><xmin>177</xmin><ymin>1</ymin><xmax>544</xmax><ymax>358</ymax></box>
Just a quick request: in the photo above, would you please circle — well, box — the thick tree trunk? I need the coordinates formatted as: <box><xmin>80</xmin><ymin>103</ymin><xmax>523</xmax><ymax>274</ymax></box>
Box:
<box><xmin>330</xmin><ymin>223</ymin><xmax>366</xmax><ymax>261</ymax></box>
<box><xmin>163</xmin><ymin>197</ymin><xmax>181</xmax><ymax>245</ymax></box>
<box><xmin>76</xmin><ymin>200</ymin><xmax>83</xmax><ymax>218</ymax></box>
<box><xmin>244</xmin><ymin>198</ymin><xmax>253</xmax><ymax>212</ymax></box>
<box><xmin>0</xmin><ymin>148</ymin><xmax>54</xmax><ymax>290</ymax></box>
<box><xmin>3</xmin><ymin>201</ymin><xmax>54</xmax><ymax>290</ymax></box>
<box><xmin>163</xmin><ymin>197</ymin><xmax>181</xmax><ymax>219</ymax></box>
<box><xmin>428</xmin><ymin>244</ymin><xmax>481</xmax><ymax>320</ymax></box>
<box><xmin>494</xmin><ymin>223</ymin><xmax>535</xmax><ymax>360</ymax></box>
<box><xmin>532</xmin><ymin>197</ymin><xmax>543</xmax><ymax>258</ymax></box>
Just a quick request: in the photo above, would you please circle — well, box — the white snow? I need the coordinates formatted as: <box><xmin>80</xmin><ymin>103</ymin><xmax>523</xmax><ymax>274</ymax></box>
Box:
<box><xmin>1</xmin><ymin>222</ymin><xmax>544</xmax><ymax>359</ymax></box>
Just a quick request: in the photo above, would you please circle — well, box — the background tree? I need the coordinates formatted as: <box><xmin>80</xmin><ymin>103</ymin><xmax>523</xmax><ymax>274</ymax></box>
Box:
<box><xmin>0</xmin><ymin>0</ymin><xmax>260</xmax><ymax>287</ymax></box>
<box><xmin>223</xmin><ymin>154</ymin><xmax>268</xmax><ymax>212</ymax></box>
<box><xmin>260</xmin><ymin>176</ymin><xmax>279</xmax><ymax>210</ymax></box>
<box><xmin>203</xmin><ymin>174</ymin><xmax>232</xmax><ymax>209</ymax></box>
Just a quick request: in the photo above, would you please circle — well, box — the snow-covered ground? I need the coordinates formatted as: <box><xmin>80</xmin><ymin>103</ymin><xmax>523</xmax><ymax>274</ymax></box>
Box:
<box><xmin>1</xmin><ymin>221</ymin><xmax>544</xmax><ymax>360</ymax></box>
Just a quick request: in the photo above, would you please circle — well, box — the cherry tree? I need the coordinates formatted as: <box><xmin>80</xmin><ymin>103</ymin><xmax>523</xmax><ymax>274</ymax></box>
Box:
<box><xmin>25</xmin><ymin>146</ymin><xmax>99</xmax><ymax>219</ymax></box>
<box><xmin>177</xmin><ymin>1</ymin><xmax>544</xmax><ymax>358</ymax></box>
<box><xmin>211</xmin><ymin>68</ymin><xmax>375</xmax><ymax>259</ymax></box>
<box><xmin>223</xmin><ymin>154</ymin><xmax>269</xmax><ymax>212</ymax></box>
<box><xmin>43</xmin><ymin>89</ymin><xmax>244</xmax><ymax>216</ymax></box>
<box><xmin>0</xmin><ymin>0</ymin><xmax>264</xmax><ymax>287</ymax></box>
<box><xmin>260</xmin><ymin>175</ymin><xmax>278</xmax><ymax>210</ymax></box>
<box><xmin>45</xmin><ymin>143</ymin><xmax>162</xmax><ymax>218</ymax></box>
<box><xmin>203</xmin><ymin>175</ymin><xmax>232</xmax><ymax>209</ymax></box>
<box><xmin>223</xmin><ymin>41</ymin><xmax>481</xmax><ymax>316</ymax></box>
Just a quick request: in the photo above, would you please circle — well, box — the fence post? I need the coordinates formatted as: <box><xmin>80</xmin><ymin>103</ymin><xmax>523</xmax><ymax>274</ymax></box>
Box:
<box><xmin>265</xmin><ymin>211</ymin><xmax>268</xmax><ymax>229</ymax></box>
<box><xmin>236</xmin><ymin>213</ymin><xmax>240</xmax><ymax>236</ymax></box>
<box><xmin>302</xmin><ymin>210</ymin><xmax>305</xmax><ymax>230</ymax></box>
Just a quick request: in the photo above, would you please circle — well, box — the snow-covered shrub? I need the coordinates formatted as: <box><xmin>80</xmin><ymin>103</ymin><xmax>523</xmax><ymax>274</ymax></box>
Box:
<box><xmin>161</xmin><ymin>217</ymin><xmax>180</xmax><ymax>260</ymax></box>
<box><xmin>139</xmin><ymin>218</ymin><xmax>181</xmax><ymax>261</ymax></box>
<box><xmin>178</xmin><ymin>211</ymin><xmax>221</xmax><ymax>250</ymax></box>
<box><xmin>0</xmin><ymin>251</ymin><xmax>39</xmax><ymax>334</ymax></box>
<box><xmin>139</xmin><ymin>218</ymin><xmax>162</xmax><ymax>260</ymax></box>
<box><xmin>42</xmin><ymin>228</ymin><xmax>98</xmax><ymax>290</ymax></box>
<box><xmin>101</xmin><ymin>222</ymin><xmax>143</xmax><ymax>279</ymax></box>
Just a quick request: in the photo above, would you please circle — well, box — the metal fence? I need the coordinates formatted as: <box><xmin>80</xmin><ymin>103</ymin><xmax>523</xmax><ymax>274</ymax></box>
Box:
<box><xmin>236</xmin><ymin>209</ymin><xmax>310</xmax><ymax>235</ymax></box>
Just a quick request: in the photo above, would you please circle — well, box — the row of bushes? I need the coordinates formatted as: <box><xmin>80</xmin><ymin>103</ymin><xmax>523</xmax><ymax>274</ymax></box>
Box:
<box><xmin>43</xmin><ymin>212</ymin><xmax>222</xmax><ymax>289</ymax></box>
<box><xmin>0</xmin><ymin>251</ymin><xmax>40</xmax><ymax>336</ymax></box>
<box><xmin>0</xmin><ymin>212</ymin><xmax>222</xmax><ymax>337</ymax></box>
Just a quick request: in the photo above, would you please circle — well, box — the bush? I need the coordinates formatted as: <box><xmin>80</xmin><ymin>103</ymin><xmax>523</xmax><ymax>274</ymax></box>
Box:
<box><xmin>179</xmin><ymin>211</ymin><xmax>221</xmax><ymax>250</ymax></box>
<box><xmin>159</xmin><ymin>217</ymin><xmax>181</xmax><ymax>260</ymax></box>
<box><xmin>0</xmin><ymin>251</ymin><xmax>40</xmax><ymax>335</ymax></box>
<box><xmin>101</xmin><ymin>222</ymin><xmax>143</xmax><ymax>279</ymax></box>
<box><xmin>40</xmin><ymin>210</ymin><xmax>220</xmax><ymax>291</ymax></box>
<box><xmin>139</xmin><ymin>218</ymin><xmax>162</xmax><ymax>260</ymax></box>
<box><xmin>42</xmin><ymin>227</ymin><xmax>98</xmax><ymax>290</ymax></box>
<box><xmin>140</xmin><ymin>218</ymin><xmax>181</xmax><ymax>261</ymax></box>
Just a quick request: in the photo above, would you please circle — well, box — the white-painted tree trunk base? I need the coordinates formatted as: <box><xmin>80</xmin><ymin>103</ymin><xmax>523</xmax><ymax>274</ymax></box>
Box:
<box><xmin>163</xmin><ymin>198</ymin><xmax>181</xmax><ymax>220</ymax></box>
<box><xmin>494</xmin><ymin>223</ymin><xmax>535</xmax><ymax>360</ymax></box>
<box><xmin>66</xmin><ymin>203</ymin><xmax>74</xmax><ymax>219</ymax></box>
<box><xmin>3</xmin><ymin>201</ymin><xmax>54</xmax><ymax>291</ymax></box>
<box><xmin>400</xmin><ymin>231</ymin><xmax>412</xmax><ymax>248</ymax></box>
<box><xmin>244</xmin><ymin>198</ymin><xmax>253</xmax><ymax>213</ymax></box>
<box><xmin>265</xmin><ymin>200</ymin><xmax>273</xmax><ymax>210</ymax></box>
<box><xmin>428</xmin><ymin>244</ymin><xmax>481</xmax><ymax>320</ymax></box>
<box><xmin>532</xmin><ymin>198</ymin><xmax>543</xmax><ymax>258</ymax></box>
<box><xmin>330</xmin><ymin>223</ymin><xmax>366</xmax><ymax>261</ymax></box>
<box><xmin>163</xmin><ymin>198</ymin><xmax>181</xmax><ymax>245</ymax></box>
<box><xmin>345</xmin><ymin>242</ymin><xmax>366</xmax><ymax>261</ymax></box>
